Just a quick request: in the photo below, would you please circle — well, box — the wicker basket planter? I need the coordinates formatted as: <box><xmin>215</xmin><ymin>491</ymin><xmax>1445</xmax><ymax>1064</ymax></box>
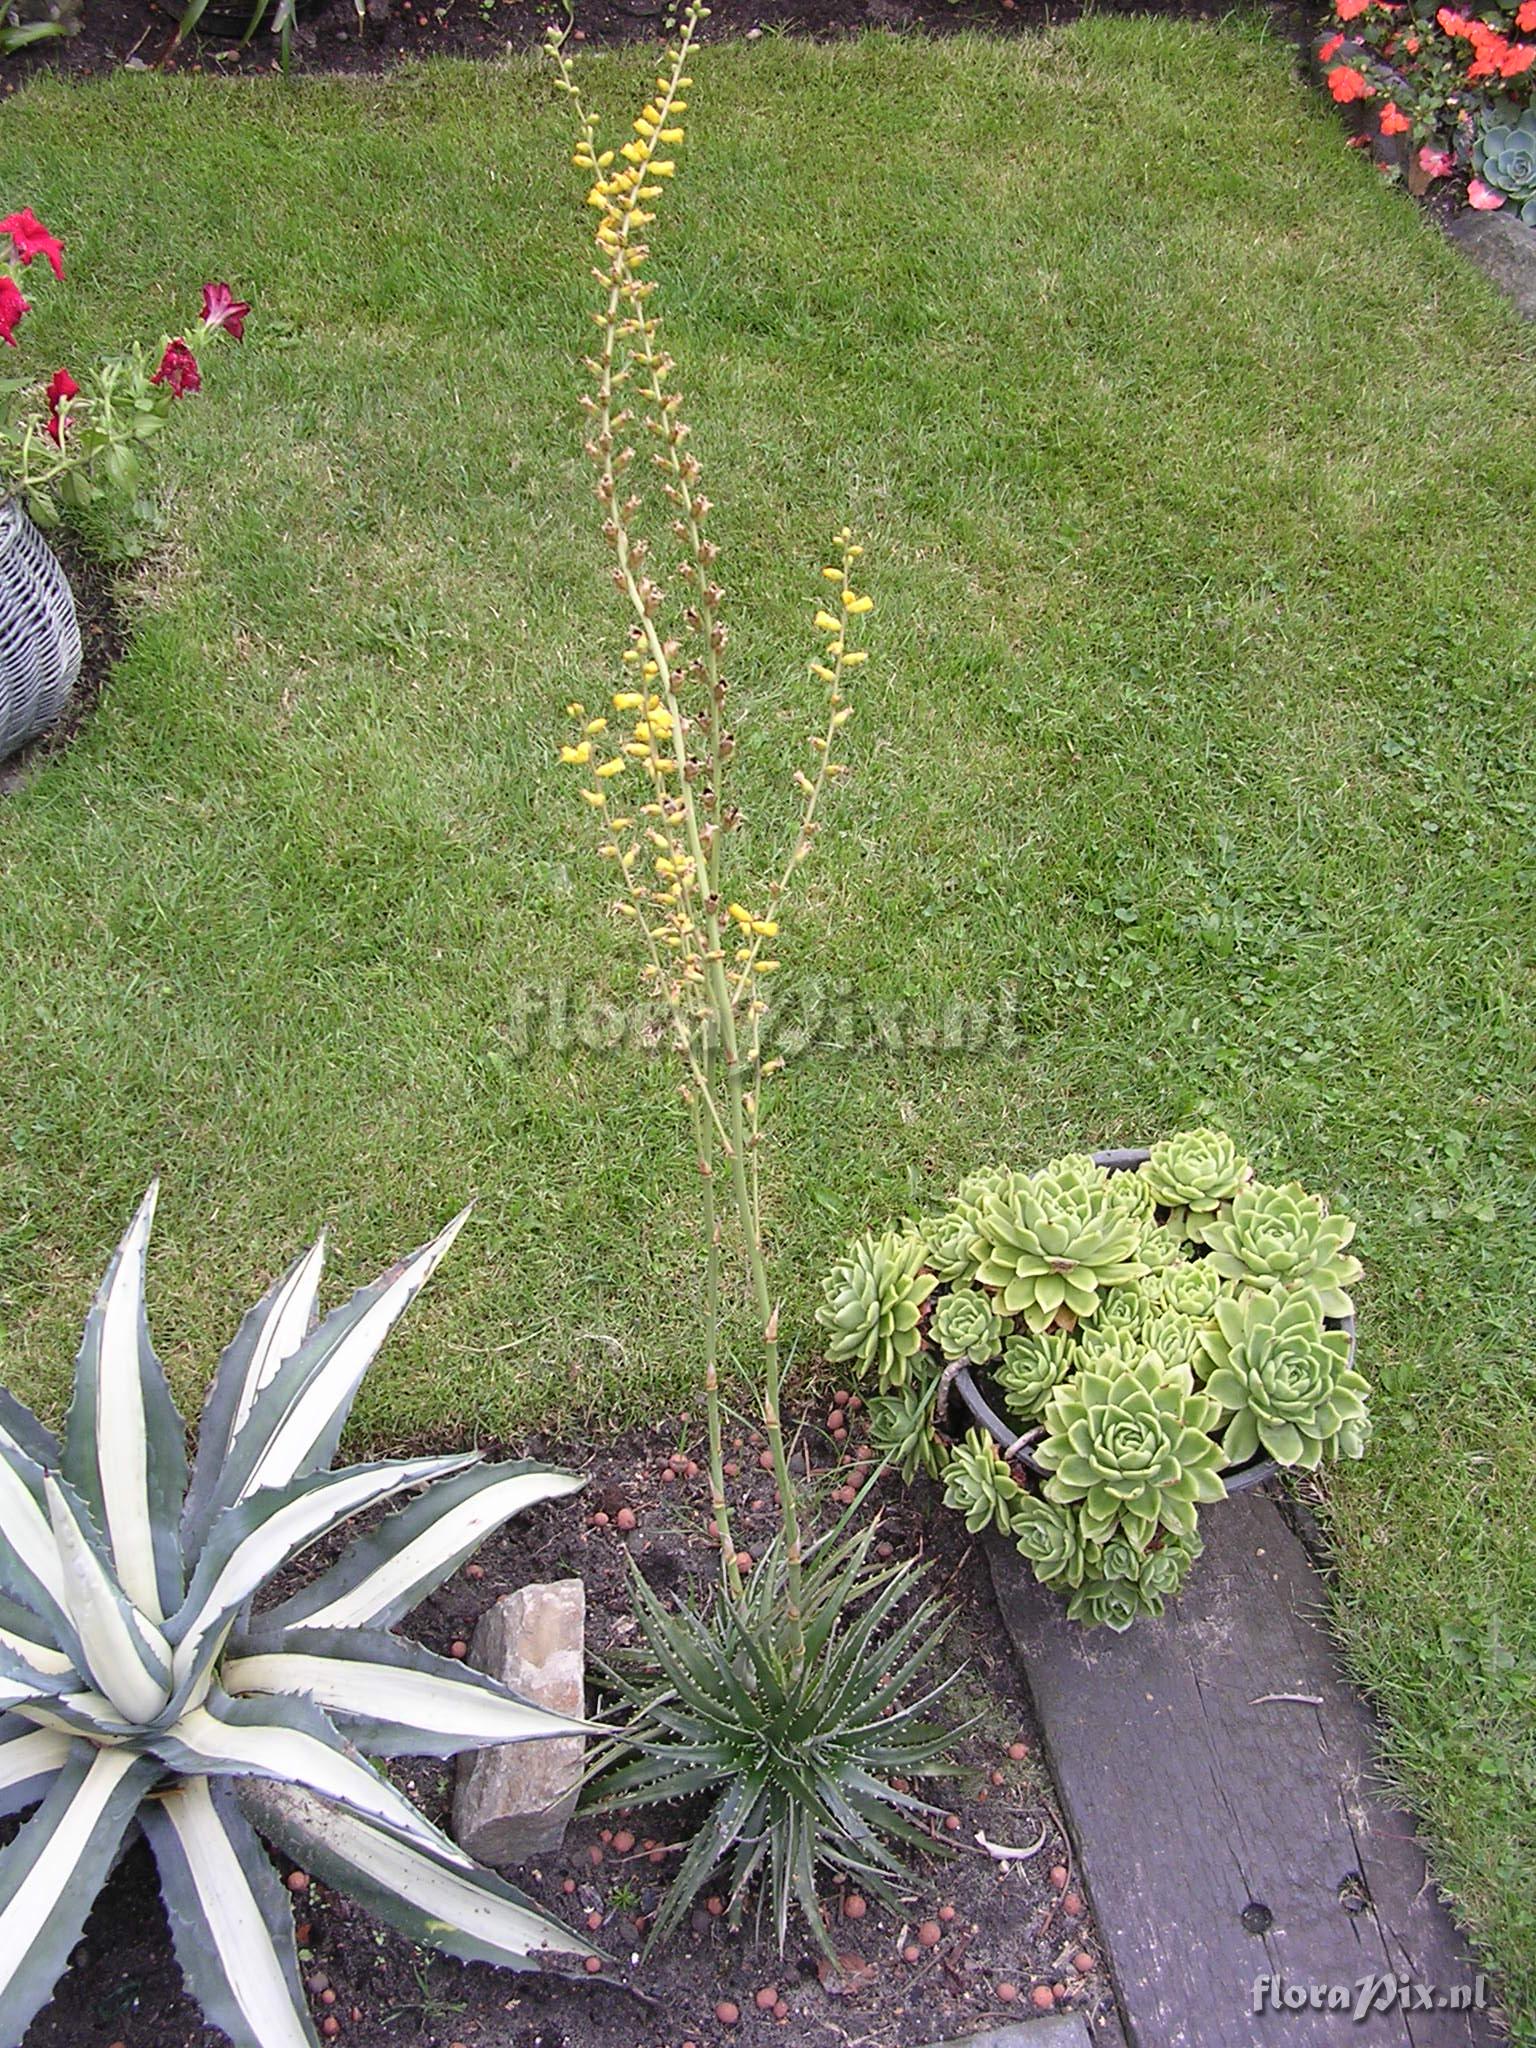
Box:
<box><xmin>0</xmin><ymin>494</ymin><xmax>82</xmax><ymax>763</ymax></box>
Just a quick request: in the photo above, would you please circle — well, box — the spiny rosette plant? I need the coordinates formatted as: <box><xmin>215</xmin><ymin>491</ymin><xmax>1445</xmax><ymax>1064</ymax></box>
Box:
<box><xmin>817</xmin><ymin>1228</ymin><xmax>936</xmax><ymax>1392</ymax></box>
<box><xmin>1</xmin><ymin>208</ymin><xmax>248</xmax><ymax>527</ymax></box>
<box><xmin>0</xmin><ymin>1189</ymin><xmax>609</xmax><ymax>2048</ymax></box>
<box><xmin>820</xmin><ymin>1135</ymin><xmax>1367</xmax><ymax>1628</ymax></box>
<box><xmin>1198</xmin><ymin>1289</ymin><xmax>1372</xmax><ymax>1469</ymax></box>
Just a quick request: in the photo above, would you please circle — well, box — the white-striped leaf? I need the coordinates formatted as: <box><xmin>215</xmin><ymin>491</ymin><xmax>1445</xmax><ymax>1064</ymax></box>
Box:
<box><xmin>0</xmin><ymin>1745</ymin><xmax>158</xmax><ymax>2046</ymax></box>
<box><xmin>182</xmin><ymin>1237</ymin><xmax>326</xmax><ymax>1559</ymax></box>
<box><xmin>142</xmin><ymin>1776</ymin><xmax>320</xmax><ymax>2048</ymax></box>
<box><xmin>223</xmin><ymin>1627</ymin><xmax>595</xmax><ymax>1758</ymax></box>
<box><xmin>43</xmin><ymin>1475</ymin><xmax>172</xmax><ymax>1726</ymax></box>
<box><xmin>60</xmin><ymin>1185</ymin><xmax>187</xmax><ymax>1621</ymax></box>
<box><xmin>0</xmin><ymin>1595</ymin><xmax>72</xmax><ymax>1679</ymax></box>
<box><xmin>165</xmin><ymin>1453</ymin><xmax>473</xmax><ymax>1703</ymax></box>
<box><xmin>148</xmin><ymin>1690</ymin><xmax>456</xmax><ymax>1857</ymax></box>
<box><xmin>0</xmin><ymin>1387</ymin><xmax>57</xmax><ymax>1473</ymax></box>
<box><xmin>264</xmin><ymin>1461</ymin><xmax>584</xmax><ymax>1634</ymax></box>
<box><xmin>0</xmin><ymin>1715</ymin><xmax>71</xmax><ymax>1819</ymax></box>
<box><xmin>0</xmin><ymin>1431</ymin><xmax>67</xmax><ymax>1626</ymax></box>
<box><xmin>219</xmin><ymin>1210</ymin><xmax>471</xmax><ymax>1510</ymax></box>
<box><xmin>10</xmin><ymin>1688</ymin><xmax>140</xmax><ymax>1742</ymax></box>
<box><xmin>242</xmin><ymin>1778</ymin><xmax>607</xmax><ymax>1974</ymax></box>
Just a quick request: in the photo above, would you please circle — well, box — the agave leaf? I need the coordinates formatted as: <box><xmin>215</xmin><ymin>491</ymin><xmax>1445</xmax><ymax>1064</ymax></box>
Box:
<box><xmin>147</xmin><ymin>1690</ymin><xmax>457</xmax><ymax>1858</ymax></box>
<box><xmin>223</xmin><ymin>1626</ymin><xmax>597</xmax><ymax>1758</ymax></box>
<box><xmin>242</xmin><ymin>1778</ymin><xmax>608</xmax><ymax>1972</ymax></box>
<box><xmin>0</xmin><ymin>1640</ymin><xmax>73</xmax><ymax>1716</ymax></box>
<box><xmin>0</xmin><ymin>1746</ymin><xmax>159</xmax><ymax>2046</ymax></box>
<box><xmin>0</xmin><ymin>1715</ymin><xmax>72</xmax><ymax>1820</ymax></box>
<box><xmin>43</xmin><ymin>1475</ymin><xmax>173</xmax><ymax>1726</ymax></box>
<box><xmin>60</xmin><ymin>1184</ymin><xmax>188</xmax><ymax>1621</ymax></box>
<box><xmin>0</xmin><ymin>1430</ymin><xmax>67</xmax><ymax>1624</ymax></box>
<box><xmin>10</xmin><ymin>1687</ymin><xmax>143</xmax><ymax>1742</ymax></box>
<box><xmin>182</xmin><ymin>1237</ymin><xmax>326</xmax><ymax>1558</ymax></box>
<box><xmin>218</xmin><ymin>1210</ymin><xmax>472</xmax><ymax>1510</ymax></box>
<box><xmin>167</xmin><ymin>1454</ymin><xmax>474</xmax><ymax>1701</ymax></box>
<box><xmin>263</xmin><ymin>1460</ymin><xmax>583</xmax><ymax>1635</ymax></box>
<box><xmin>0</xmin><ymin>1595</ymin><xmax>72</xmax><ymax>1678</ymax></box>
<box><xmin>141</xmin><ymin>1776</ymin><xmax>321</xmax><ymax>2048</ymax></box>
<box><xmin>0</xmin><ymin>1387</ymin><xmax>57</xmax><ymax>1473</ymax></box>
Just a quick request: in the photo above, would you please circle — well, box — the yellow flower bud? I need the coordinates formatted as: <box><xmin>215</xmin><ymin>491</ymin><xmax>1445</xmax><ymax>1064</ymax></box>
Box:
<box><xmin>810</xmin><ymin>662</ymin><xmax>837</xmax><ymax>682</ymax></box>
<box><xmin>844</xmin><ymin>593</ymin><xmax>874</xmax><ymax>614</ymax></box>
<box><xmin>727</xmin><ymin>904</ymin><xmax>753</xmax><ymax>925</ymax></box>
<box><xmin>821</xmin><ymin>567</ymin><xmax>842</xmax><ymax>581</ymax></box>
<box><xmin>613</xmin><ymin>690</ymin><xmax>645</xmax><ymax>711</ymax></box>
<box><xmin>565</xmin><ymin>700</ymin><xmax>586</xmax><ymax>717</ymax></box>
<box><xmin>596</xmin><ymin>758</ymin><xmax>626</xmax><ymax>779</ymax></box>
<box><xmin>623</xmin><ymin>741</ymin><xmax>652</xmax><ymax>759</ymax></box>
<box><xmin>841</xmin><ymin>650</ymin><xmax>868</xmax><ymax>666</ymax></box>
<box><xmin>580</xmin><ymin>787</ymin><xmax>607</xmax><ymax>808</ymax></box>
<box><xmin>584</xmin><ymin>717</ymin><xmax>608</xmax><ymax>735</ymax></box>
<box><xmin>750</xmin><ymin>919</ymin><xmax>779</xmax><ymax>937</ymax></box>
<box><xmin>560</xmin><ymin>741</ymin><xmax>592</xmax><ymax>766</ymax></box>
<box><xmin>814</xmin><ymin>610</ymin><xmax>842</xmax><ymax>634</ymax></box>
<box><xmin>756</xmin><ymin>960</ymin><xmax>780</xmax><ymax>974</ymax></box>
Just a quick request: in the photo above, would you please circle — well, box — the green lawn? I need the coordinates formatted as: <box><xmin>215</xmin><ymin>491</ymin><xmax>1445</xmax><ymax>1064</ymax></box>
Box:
<box><xmin>3</xmin><ymin>17</ymin><xmax>1534</xmax><ymax>2029</ymax></box>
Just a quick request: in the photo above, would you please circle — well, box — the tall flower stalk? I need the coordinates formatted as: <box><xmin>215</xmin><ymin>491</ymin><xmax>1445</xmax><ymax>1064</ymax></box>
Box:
<box><xmin>546</xmin><ymin>4</ymin><xmax>870</xmax><ymax>1670</ymax></box>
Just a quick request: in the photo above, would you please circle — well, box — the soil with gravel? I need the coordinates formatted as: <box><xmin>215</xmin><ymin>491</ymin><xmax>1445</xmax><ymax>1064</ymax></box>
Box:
<box><xmin>17</xmin><ymin>1409</ymin><xmax>1120</xmax><ymax>2048</ymax></box>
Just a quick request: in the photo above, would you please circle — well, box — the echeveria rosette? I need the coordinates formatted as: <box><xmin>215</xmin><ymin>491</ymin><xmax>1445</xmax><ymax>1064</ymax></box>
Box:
<box><xmin>816</xmin><ymin>1228</ymin><xmax>935</xmax><ymax>1394</ymax></box>
<box><xmin>1007</xmin><ymin>1493</ymin><xmax>1088</xmax><ymax>1589</ymax></box>
<box><xmin>1474</xmin><ymin>102</ymin><xmax>1536</xmax><ymax>223</ymax></box>
<box><xmin>1096</xmin><ymin>1280</ymin><xmax>1149</xmax><ymax>1332</ymax></box>
<box><xmin>1104</xmin><ymin>1164</ymin><xmax>1157</xmax><ymax>1227</ymax></box>
<box><xmin>916</xmin><ymin>1206</ymin><xmax>978</xmax><ymax>1284</ymax></box>
<box><xmin>1066</xmin><ymin>1529</ymin><xmax>1201</xmax><ymax>1629</ymax></box>
<box><xmin>1198</xmin><ymin>1288</ymin><xmax>1370</xmax><ymax>1471</ymax></box>
<box><xmin>930</xmin><ymin>1284</ymin><xmax>1007</xmax><ymax>1365</ymax></box>
<box><xmin>1154</xmin><ymin>1259</ymin><xmax>1236</xmax><ymax>1322</ymax></box>
<box><xmin>1140</xmin><ymin>1128</ymin><xmax>1251</xmax><ymax>1244</ymax></box>
<box><xmin>1203</xmin><ymin>1181</ymin><xmax>1362</xmax><ymax>1318</ymax></box>
<box><xmin>995</xmin><ymin>1329</ymin><xmax>1077</xmax><ymax>1423</ymax></box>
<box><xmin>866</xmin><ymin>1373</ymin><xmax>947</xmax><ymax>1483</ymax></box>
<box><xmin>941</xmin><ymin>1430</ymin><xmax>1026</xmax><ymax>1536</ymax></box>
<box><xmin>0</xmin><ymin>1190</ymin><xmax>607</xmax><ymax>2048</ymax></box>
<box><xmin>971</xmin><ymin>1165</ymin><xmax>1145</xmax><ymax>1336</ymax></box>
<box><xmin>1140</xmin><ymin>1308</ymin><xmax>1208</xmax><ymax>1378</ymax></box>
<box><xmin>1035</xmin><ymin>1352</ymin><xmax>1227</xmax><ymax>1548</ymax></box>
<box><xmin>1037</xmin><ymin>1152</ymin><xmax>1109</xmax><ymax>1198</ymax></box>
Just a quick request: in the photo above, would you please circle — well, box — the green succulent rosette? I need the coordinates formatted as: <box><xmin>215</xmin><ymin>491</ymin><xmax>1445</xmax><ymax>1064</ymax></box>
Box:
<box><xmin>1104</xmin><ymin>1165</ymin><xmax>1158</xmax><ymax>1226</ymax></box>
<box><xmin>1140</xmin><ymin>1308</ymin><xmax>1207</xmax><ymax>1377</ymax></box>
<box><xmin>1067</xmin><ymin>1527</ymin><xmax>1201</xmax><ymax>1627</ymax></box>
<box><xmin>971</xmin><ymin>1164</ymin><xmax>1145</xmax><ymax>1336</ymax></box>
<box><xmin>1038</xmin><ymin>1151</ymin><xmax>1109</xmax><ymax>1197</ymax></box>
<box><xmin>1065</xmin><ymin>1576</ymin><xmax>1146</xmax><ymax>1631</ymax></box>
<box><xmin>1138</xmin><ymin>1224</ymin><xmax>1187</xmax><ymax>1272</ymax></box>
<box><xmin>1198</xmin><ymin>1287</ymin><xmax>1369</xmax><ymax>1471</ymax></box>
<box><xmin>1474</xmin><ymin>102</ymin><xmax>1536</xmax><ymax>224</ymax></box>
<box><xmin>1325</xmin><ymin>1413</ymin><xmax>1372</xmax><ymax>1462</ymax></box>
<box><xmin>996</xmin><ymin>1329</ymin><xmax>1077</xmax><ymax>1422</ymax></box>
<box><xmin>866</xmin><ymin>1373</ymin><xmax>947</xmax><ymax>1482</ymax></box>
<box><xmin>1035</xmin><ymin>1351</ymin><xmax>1227</xmax><ymax>1547</ymax></box>
<box><xmin>1008</xmin><ymin>1491</ymin><xmax>1088</xmax><ymax>1588</ymax></box>
<box><xmin>1140</xmin><ymin>1127</ymin><xmax>1252</xmax><ymax>1243</ymax></box>
<box><xmin>942</xmin><ymin>1428</ymin><xmax>1027</xmax><ymax>1535</ymax></box>
<box><xmin>817</xmin><ymin>1227</ymin><xmax>936</xmax><ymax>1393</ymax></box>
<box><xmin>1076</xmin><ymin>1323</ymin><xmax>1146</xmax><ymax>1371</ymax></box>
<box><xmin>917</xmin><ymin>1205</ymin><xmax>979</xmax><ymax>1284</ymax></box>
<box><xmin>1097</xmin><ymin>1280</ymin><xmax>1150</xmax><ymax>1331</ymax></box>
<box><xmin>1154</xmin><ymin>1259</ymin><xmax>1234</xmax><ymax>1322</ymax></box>
<box><xmin>1203</xmin><ymin>1181</ymin><xmax>1361</xmax><ymax>1318</ymax></box>
<box><xmin>931</xmin><ymin>1283</ymin><xmax>1007</xmax><ymax>1365</ymax></box>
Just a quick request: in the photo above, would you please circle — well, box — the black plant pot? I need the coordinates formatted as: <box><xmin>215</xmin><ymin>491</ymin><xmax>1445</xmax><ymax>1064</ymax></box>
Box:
<box><xmin>943</xmin><ymin>1145</ymin><xmax>1357</xmax><ymax>1497</ymax></box>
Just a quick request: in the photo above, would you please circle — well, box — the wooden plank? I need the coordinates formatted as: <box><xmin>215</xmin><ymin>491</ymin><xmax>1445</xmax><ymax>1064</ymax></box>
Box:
<box><xmin>986</xmin><ymin>1491</ymin><xmax>1501</xmax><ymax>2048</ymax></box>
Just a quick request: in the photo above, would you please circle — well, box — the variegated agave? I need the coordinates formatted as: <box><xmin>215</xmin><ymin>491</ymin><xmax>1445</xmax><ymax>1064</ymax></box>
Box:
<box><xmin>0</xmin><ymin>1189</ymin><xmax>606</xmax><ymax>2048</ymax></box>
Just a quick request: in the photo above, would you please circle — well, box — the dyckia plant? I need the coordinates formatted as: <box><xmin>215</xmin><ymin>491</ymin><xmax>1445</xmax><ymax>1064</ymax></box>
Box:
<box><xmin>0</xmin><ymin>1187</ymin><xmax>606</xmax><ymax>2048</ymax></box>
<box><xmin>1</xmin><ymin>206</ymin><xmax>248</xmax><ymax>527</ymax></box>
<box><xmin>545</xmin><ymin>5</ymin><xmax>954</xmax><ymax>1953</ymax></box>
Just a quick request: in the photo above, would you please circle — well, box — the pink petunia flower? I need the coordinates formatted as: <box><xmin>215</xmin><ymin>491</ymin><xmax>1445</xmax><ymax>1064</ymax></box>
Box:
<box><xmin>199</xmin><ymin>281</ymin><xmax>251</xmax><ymax>341</ymax></box>
<box><xmin>45</xmin><ymin>367</ymin><xmax>79</xmax><ymax>444</ymax></box>
<box><xmin>1467</xmin><ymin>177</ymin><xmax>1507</xmax><ymax>207</ymax></box>
<box><xmin>0</xmin><ymin>274</ymin><xmax>29</xmax><ymax>348</ymax></box>
<box><xmin>0</xmin><ymin>208</ymin><xmax>64</xmax><ymax>283</ymax></box>
<box><xmin>150</xmin><ymin>337</ymin><xmax>202</xmax><ymax>397</ymax></box>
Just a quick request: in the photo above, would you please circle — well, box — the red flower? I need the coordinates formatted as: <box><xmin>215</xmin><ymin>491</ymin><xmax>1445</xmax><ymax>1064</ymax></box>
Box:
<box><xmin>1518</xmin><ymin>0</ymin><xmax>1536</xmax><ymax>29</ymax></box>
<box><xmin>1467</xmin><ymin>176</ymin><xmax>1506</xmax><ymax>207</ymax></box>
<box><xmin>1319</xmin><ymin>30</ymin><xmax>1346</xmax><ymax>57</ymax></box>
<box><xmin>0</xmin><ymin>274</ymin><xmax>29</xmax><ymax>348</ymax></box>
<box><xmin>1327</xmin><ymin>63</ymin><xmax>1374</xmax><ymax>99</ymax></box>
<box><xmin>0</xmin><ymin>207</ymin><xmax>64</xmax><ymax>283</ymax></box>
<box><xmin>1401</xmin><ymin>31</ymin><xmax>1422</xmax><ymax>49</ymax></box>
<box><xmin>44</xmin><ymin>367</ymin><xmax>79</xmax><ymax>444</ymax></box>
<box><xmin>1499</xmin><ymin>39</ymin><xmax>1536</xmax><ymax>71</ymax></box>
<box><xmin>200</xmin><ymin>280</ymin><xmax>250</xmax><ymax>341</ymax></box>
<box><xmin>1380</xmin><ymin>101</ymin><xmax>1412</xmax><ymax>132</ymax></box>
<box><xmin>150</xmin><ymin>337</ymin><xmax>201</xmax><ymax>397</ymax></box>
<box><xmin>1336</xmin><ymin>0</ymin><xmax>1370</xmax><ymax>20</ymax></box>
<box><xmin>1436</xmin><ymin>6</ymin><xmax>1472</xmax><ymax>30</ymax></box>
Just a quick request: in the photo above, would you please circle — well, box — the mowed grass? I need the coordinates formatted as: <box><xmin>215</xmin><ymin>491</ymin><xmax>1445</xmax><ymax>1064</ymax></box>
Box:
<box><xmin>3</xmin><ymin>18</ymin><xmax>1535</xmax><ymax>2024</ymax></box>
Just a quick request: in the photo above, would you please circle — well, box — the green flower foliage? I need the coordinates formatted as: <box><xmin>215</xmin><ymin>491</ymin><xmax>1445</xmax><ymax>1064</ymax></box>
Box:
<box><xmin>817</xmin><ymin>1229</ymin><xmax>935</xmax><ymax>1392</ymax></box>
<box><xmin>1066</xmin><ymin>1528</ymin><xmax>1202</xmax><ymax>1628</ymax></box>
<box><xmin>1064</xmin><ymin>1578</ymin><xmax>1145</xmax><ymax>1630</ymax></box>
<box><xmin>1199</xmin><ymin>1288</ymin><xmax>1370</xmax><ymax>1470</ymax></box>
<box><xmin>1035</xmin><ymin>1351</ymin><xmax>1227</xmax><ymax>1546</ymax></box>
<box><xmin>1475</xmin><ymin>102</ymin><xmax>1536</xmax><ymax>224</ymax></box>
<box><xmin>930</xmin><ymin>1285</ymin><xmax>1006</xmax><ymax>1364</ymax></box>
<box><xmin>1140</xmin><ymin>1127</ymin><xmax>1251</xmax><ymax>1241</ymax></box>
<box><xmin>971</xmin><ymin>1164</ymin><xmax>1144</xmax><ymax>1335</ymax></box>
<box><xmin>1204</xmin><ymin>1182</ymin><xmax>1362</xmax><ymax>1318</ymax></box>
<box><xmin>917</xmin><ymin>1207</ymin><xmax>978</xmax><ymax>1284</ymax></box>
<box><xmin>941</xmin><ymin>1429</ymin><xmax>1026</xmax><ymax>1535</ymax></box>
<box><xmin>995</xmin><ymin>1329</ymin><xmax>1077</xmax><ymax>1422</ymax></box>
<box><xmin>1007</xmin><ymin>1492</ymin><xmax>1087</xmax><ymax>1587</ymax></box>
<box><xmin>866</xmin><ymin>1374</ymin><xmax>947</xmax><ymax>1482</ymax></box>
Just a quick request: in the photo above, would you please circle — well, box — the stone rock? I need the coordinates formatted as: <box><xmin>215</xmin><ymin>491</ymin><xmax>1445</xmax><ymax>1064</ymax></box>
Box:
<box><xmin>452</xmin><ymin>1578</ymin><xmax>586</xmax><ymax>1867</ymax></box>
<box><xmin>1446</xmin><ymin>210</ymin><xmax>1536</xmax><ymax>322</ymax></box>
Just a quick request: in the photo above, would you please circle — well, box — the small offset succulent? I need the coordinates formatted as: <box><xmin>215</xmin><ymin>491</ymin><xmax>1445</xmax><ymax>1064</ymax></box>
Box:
<box><xmin>1474</xmin><ymin>102</ymin><xmax>1536</xmax><ymax>224</ymax></box>
<box><xmin>994</xmin><ymin>1329</ymin><xmax>1077</xmax><ymax>1420</ymax></box>
<box><xmin>1140</xmin><ymin>1127</ymin><xmax>1251</xmax><ymax>1240</ymax></box>
<box><xmin>970</xmin><ymin>1162</ymin><xmax>1144</xmax><ymax>1334</ymax></box>
<box><xmin>1153</xmin><ymin>1259</ymin><xmax>1235</xmax><ymax>1322</ymax></box>
<box><xmin>930</xmin><ymin>1285</ymin><xmax>1006</xmax><ymax>1365</ymax></box>
<box><xmin>0</xmin><ymin>1190</ymin><xmax>604</xmax><ymax>2048</ymax></box>
<box><xmin>1006</xmin><ymin>1493</ymin><xmax>1087</xmax><ymax>1588</ymax></box>
<box><xmin>916</xmin><ymin>1207</ymin><xmax>978</xmax><ymax>1285</ymax></box>
<box><xmin>940</xmin><ymin>1430</ymin><xmax>1025</xmax><ymax>1535</ymax></box>
<box><xmin>1199</xmin><ymin>1288</ymin><xmax>1371</xmax><ymax>1470</ymax></box>
<box><xmin>1066</xmin><ymin>1529</ymin><xmax>1201</xmax><ymax>1630</ymax></box>
<box><xmin>1204</xmin><ymin>1182</ymin><xmax>1362</xmax><ymax>1318</ymax></box>
<box><xmin>865</xmin><ymin>1375</ymin><xmax>946</xmax><ymax>1483</ymax></box>
<box><xmin>1140</xmin><ymin>1308</ymin><xmax>1208</xmax><ymax>1378</ymax></box>
<box><xmin>816</xmin><ymin>1228</ymin><xmax>935</xmax><ymax>1392</ymax></box>
<box><xmin>1034</xmin><ymin>1351</ymin><xmax>1227</xmax><ymax>1548</ymax></box>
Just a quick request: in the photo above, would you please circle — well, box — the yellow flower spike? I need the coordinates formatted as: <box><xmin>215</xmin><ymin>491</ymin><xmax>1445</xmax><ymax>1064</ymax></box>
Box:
<box><xmin>623</xmin><ymin>741</ymin><xmax>653</xmax><ymax>759</ymax></box>
<box><xmin>580</xmin><ymin>787</ymin><xmax>607</xmax><ymax>808</ymax></box>
<box><xmin>727</xmin><ymin>904</ymin><xmax>753</xmax><ymax>925</ymax></box>
<box><xmin>821</xmin><ymin>567</ymin><xmax>843</xmax><ymax>582</ymax></box>
<box><xmin>841</xmin><ymin>650</ymin><xmax>869</xmax><ymax>666</ymax></box>
<box><xmin>560</xmin><ymin>741</ymin><xmax>593</xmax><ymax>766</ymax></box>
<box><xmin>810</xmin><ymin>662</ymin><xmax>837</xmax><ymax>683</ymax></box>
<box><xmin>620</xmin><ymin>140</ymin><xmax>647</xmax><ymax>164</ymax></box>
<box><xmin>613</xmin><ymin>690</ymin><xmax>645</xmax><ymax>711</ymax></box>
<box><xmin>844</xmin><ymin>593</ymin><xmax>874</xmax><ymax>615</ymax></box>
<box><xmin>596</xmin><ymin>758</ymin><xmax>626</xmax><ymax>779</ymax></box>
<box><xmin>565</xmin><ymin>700</ymin><xmax>586</xmax><ymax>717</ymax></box>
<box><xmin>584</xmin><ymin>717</ymin><xmax>608</xmax><ymax>735</ymax></box>
<box><xmin>659</xmin><ymin>128</ymin><xmax>685</xmax><ymax>143</ymax></box>
<box><xmin>751</xmin><ymin>919</ymin><xmax>779</xmax><ymax>938</ymax></box>
<box><xmin>640</xmin><ymin>102</ymin><xmax>662</xmax><ymax>122</ymax></box>
<box><xmin>814</xmin><ymin>610</ymin><xmax>842</xmax><ymax>634</ymax></box>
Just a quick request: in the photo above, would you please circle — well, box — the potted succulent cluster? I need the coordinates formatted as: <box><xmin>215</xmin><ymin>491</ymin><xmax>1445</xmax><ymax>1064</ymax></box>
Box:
<box><xmin>0</xmin><ymin>204</ymin><xmax>247</xmax><ymax>761</ymax></box>
<box><xmin>818</xmin><ymin>1131</ymin><xmax>1371</xmax><ymax>1631</ymax></box>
